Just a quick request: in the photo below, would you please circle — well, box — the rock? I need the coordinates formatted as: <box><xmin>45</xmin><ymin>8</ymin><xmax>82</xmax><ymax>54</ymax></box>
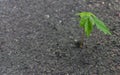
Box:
<box><xmin>44</xmin><ymin>14</ymin><xmax>50</xmax><ymax>19</ymax></box>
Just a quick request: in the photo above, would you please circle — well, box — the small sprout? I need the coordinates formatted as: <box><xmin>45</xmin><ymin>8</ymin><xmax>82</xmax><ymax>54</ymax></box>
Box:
<box><xmin>76</xmin><ymin>12</ymin><xmax>111</xmax><ymax>48</ymax></box>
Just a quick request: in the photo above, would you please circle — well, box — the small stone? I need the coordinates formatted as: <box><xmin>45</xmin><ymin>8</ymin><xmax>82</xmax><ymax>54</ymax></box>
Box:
<box><xmin>69</xmin><ymin>36</ymin><xmax>73</xmax><ymax>39</ymax></box>
<box><xmin>59</xmin><ymin>20</ymin><xmax>62</xmax><ymax>23</ymax></box>
<box><xmin>115</xmin><ymin>0</ymin><xmax>119</xmax><ymax>2</ymax></box>
<box><xmin>14</xmin><ymin>39</ymin><xmax>18</xmax><ymax>42</ymax></box>
<box><xmin>102</xmin><ymin>2</ymin><xmax>105</xmax><ymax>4</ymax></box>
<box><xmin>88</xmin><ymin>4</ymin><xmax>92</xmax><ymax>7</ymax></box>
<box><xmin>115</xmin><ymin>12</ymin><xmax>120</xmax><ymax>17</ymax></box>
<box><xmin>72</xmin><ymin>10</ymin><xmax>74</xmax><ymax>12</ymax></box>
<box><xmin>45</xmin><ymin>14</ymin><xmax>50</xmax><ymax>19</ymax></box>
<box><xmin>55</xmin><ymin>10</ymin><xmax>58</xmax><ymax>12</ymax></box>
<box><xmin>111</xmin><ymin>66</ymin><xmax>116</xmax><ymax>70</ymax></box>
<box><xmin>96</xmin><ymin>3</ymin><xmax>100</xmax><ymax>7</ymax></box>
<box><xmin>66</xmin><ymin>73</ymin><xmax>69</xmax><ymax>75</ymax></box>
<box><xmin>74</xmin><ymin>39</ymin><xmax>78</xmax><ymax>42</ymax></box>
<box><xmin>8</xmin><ymin>51</ymin><xmax>12</xmax><ymax>55</ymax></box>
<box><xmin>117</xmin><ymin>65</ymin><xmax>120</xmax><ymax>69</ymax></box>
<box><xmin>108</xmin><ymin>3</ymin><xmax>111</xmax><ymax>6</ymax></box>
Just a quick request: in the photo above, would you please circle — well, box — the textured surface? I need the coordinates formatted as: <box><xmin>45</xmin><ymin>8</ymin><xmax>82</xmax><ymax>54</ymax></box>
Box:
<box><xmin>0</xmin><ymin>0</ymin><xmax>120</xmax><ymax>75</ymax></box>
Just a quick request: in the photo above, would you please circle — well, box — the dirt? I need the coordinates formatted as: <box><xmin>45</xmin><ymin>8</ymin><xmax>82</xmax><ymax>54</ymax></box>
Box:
<box><xmin>0</xmin><ymin>0</ymin><xmax>120</xmax><ymax>75</ymax></box>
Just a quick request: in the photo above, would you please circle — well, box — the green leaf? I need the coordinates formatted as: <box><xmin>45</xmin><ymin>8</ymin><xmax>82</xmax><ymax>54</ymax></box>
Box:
<box><xmin>84</xmin><ymin>19</ymin><xmax>89</xmax><ymax>36</ymax></box>
<box><xmin>89</xmin><ymin>16</ymin><xmax>95</xmax><ymax>25</ymax></box>
<box><xmin>92</xmin><ymin>15</ymin><xmax>111</xmax><ymax>35</ymax></box>
<box><xmin>79</xmin><ymin>12</ymin><xmax>94</xmax><ymax>17</ymax></box>
<box><xmin>76</xmin><ymin>12</ymin><xmax>111</xmax><ymax>37</ymax></box>
<box><xmin>80</xmin><ymin>16</ymin><xmax>89</xmax><ymax>27</ymax></box>
<box><xmin>84</xmin><ymin>18</ymin><xmax>93</xmax><ymax>37</ymax></box>
<box><xmin>76</xmin><ymin>12</ymin><xmax>95</xmax><ymax>37</ymax></box>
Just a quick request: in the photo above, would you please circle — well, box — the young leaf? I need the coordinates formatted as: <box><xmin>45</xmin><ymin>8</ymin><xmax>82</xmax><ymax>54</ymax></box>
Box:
<box><xmin>89</xmin><ymin>16</ymin><xmax>95</xmax><ymax>25</ymax></box>
<box><xmin>92</xmin><ymin>15</ymin><xmax>111</xmax><ymax>35</ymax></box>
<box><xmin>80</xmin><ymin>16</ymin><xmax>89</xmax><ymax>27</ymax></box>
<box><xmin>79</xmin><ymin>12</ymin><xmax>93</xmax><ymax>17</ymax></box>
<box><xmin>84</xmin><ymin>19</ymin><xmax>89</xmax><ymax>37</ymax></box>
<box><xmin>84</xmin><ymin>17</ymin><xmax>93</xmax><ymax>37</ymax></box>
<box><xmin>76</xmin><ymin>12</ymin><xmax>112</xmax><ymax>48</ymax></box>
<box><xmin>76</xmin><ymin>12</ymin><xmax>111</xmax><ymax>38</ymax></box>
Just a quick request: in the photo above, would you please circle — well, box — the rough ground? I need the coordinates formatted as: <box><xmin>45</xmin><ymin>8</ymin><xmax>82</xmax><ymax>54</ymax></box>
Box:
<box><xmin>0</xmin><ymin>0</ymin><xmax>120</xmax><ymax>75</ymax></box>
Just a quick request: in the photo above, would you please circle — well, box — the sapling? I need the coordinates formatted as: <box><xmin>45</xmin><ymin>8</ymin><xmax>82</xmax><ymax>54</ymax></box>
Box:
<box><xmin>76</xmin><ymin>12</ymin><xmax>111</xmax><ymax>48</ymax></box>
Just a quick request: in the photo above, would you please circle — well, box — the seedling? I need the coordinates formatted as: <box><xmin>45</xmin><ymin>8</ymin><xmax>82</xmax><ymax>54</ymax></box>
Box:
<box><xmin>76</xmin><ymin>12</ymin><xmax>111</xmax><ymax>48</ymax></box>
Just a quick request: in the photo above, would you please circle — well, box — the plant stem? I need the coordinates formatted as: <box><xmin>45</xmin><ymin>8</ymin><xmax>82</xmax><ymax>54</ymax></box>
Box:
<box><xmin>80</xmin><ymin>28</ymin><xmax>84</xmax><ymax>48</ymax></box>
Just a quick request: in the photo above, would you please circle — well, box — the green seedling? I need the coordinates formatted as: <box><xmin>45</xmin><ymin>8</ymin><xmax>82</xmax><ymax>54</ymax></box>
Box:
<box><xmin>76</xmin><ymin>12</ymin><xmax>111</xmax><ymax>48</ymax></box>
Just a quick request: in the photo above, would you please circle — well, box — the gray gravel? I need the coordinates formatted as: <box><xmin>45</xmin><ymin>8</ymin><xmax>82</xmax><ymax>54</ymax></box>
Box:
<box><xmin>0</xmin><ymin>0</ymin><xmax>120</xmax><ymax>75</ymax></box>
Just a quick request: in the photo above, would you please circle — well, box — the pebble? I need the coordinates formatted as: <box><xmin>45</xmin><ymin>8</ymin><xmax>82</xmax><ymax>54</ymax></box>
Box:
<box><xmin>117</xmin><ymin>65</ymin><xmax>120</xmax><ymax>69</ymax></box>
<box><xmin>66</xmin><ymin>73</ymin><xmax>69</xmax><ymax>75</ymax></box>
<box><xmin>74</xmin><ymin>39</ymin><xmax>78</xmax><ymax>42</ymax></box>
<box><xmin>8</xmin><ymin>51</ymin><xmax>12</xmax><ymax>55</ymax></box>
<box><xmin>102</xmin><ymin>2</ymin><xmax>105</xmax><ymax>4</ymax></box>
<box><xmin>118</xmin><ymin>12</ymin><xmax>120</xmax><ymax>17</ymax></box>
<box><xmin>96</xmin><ymin>3</ymin><xmax>100</xmax><ymax>7</ymax></box>
<box><xmin>44</xmin><ymin>14</ymin><xmax>50</xmax><ymax>19</ymax></box>
<box><xmin>14</xmin><ymin>39</ymin><xmax>18</xmax><ymax>42</ymax></box>
<box><xmin>59</xmin><ymin>20</ymin><xmax>62</xmax><ymax>23</ymax></box>
<box><xmin>115</xmin><ymin>0</ymin><xmax>119</xmax><ymax>2</ymax></box>
<box><xmin>72</xmin><ymin>10</ymin><xmax>74</xmax><ymax>12</ymax></box>
<box><xmin>109</xmin><ymin>3</ymin><xmax>111</xmax><ymax>6</ymax></box>
<box><xmin>69</xmin><ymin>36</ymin><xmax>73</xmax><ymax>39</ymax></box>
<box><xmin>88</xmin><ymin>4</ymin><xmax>92</xmax><ymax>7</ymax></box>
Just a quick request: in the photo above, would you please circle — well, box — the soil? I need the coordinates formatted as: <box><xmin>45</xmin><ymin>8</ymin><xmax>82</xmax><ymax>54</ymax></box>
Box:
<box><xmin>0</xmin><ymin>0</ymin><xmax>120</xmax><ymax>75</ymax></box>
